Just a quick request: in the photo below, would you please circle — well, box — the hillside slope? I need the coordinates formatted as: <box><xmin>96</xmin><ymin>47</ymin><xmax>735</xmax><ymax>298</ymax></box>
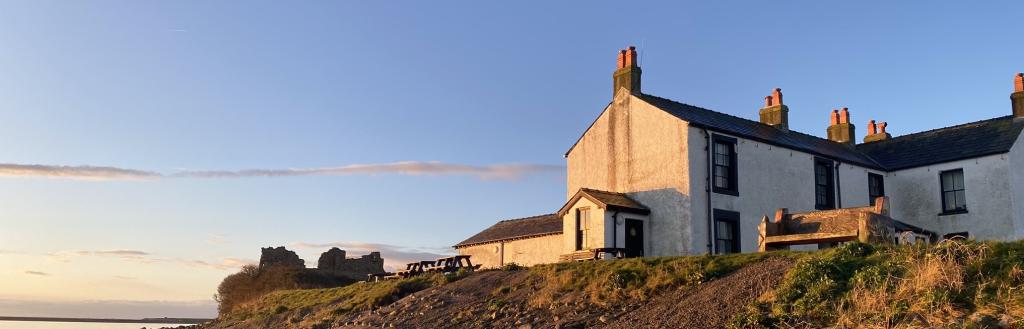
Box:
<box><xmin>203</xmin><ymin>241</ymin><xmax>1024</xmax><ymax>329</ymax></box>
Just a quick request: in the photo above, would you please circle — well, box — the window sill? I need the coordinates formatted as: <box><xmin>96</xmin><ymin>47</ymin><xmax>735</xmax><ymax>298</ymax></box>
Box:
<box><xmin>939</xmin><ymin>209</ymin><xmax>968</xmax><ymax>216</ymax></box>
<box><xmin>712</xmin><ymin>188</ymin><xmax>739</xmax><ymax>197</ymax></box>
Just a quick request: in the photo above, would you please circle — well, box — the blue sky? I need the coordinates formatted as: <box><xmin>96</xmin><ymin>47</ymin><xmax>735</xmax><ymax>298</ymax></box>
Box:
<box><xmin>0</xmin><ymin>1</ymin><xmax>1022</xmax><ymax>319</ymax></box>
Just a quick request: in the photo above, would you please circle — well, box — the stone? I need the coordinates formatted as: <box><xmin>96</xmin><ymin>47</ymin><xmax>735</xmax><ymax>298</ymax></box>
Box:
<box><xmin>315</xmin><ymin>248</ymin><xmax>385</xmax><ymax>281</ymax></box>
<box><xmin>258</xmin><ymin>246</ymin><xmax>305</xmax><ymax>269</ymax></box>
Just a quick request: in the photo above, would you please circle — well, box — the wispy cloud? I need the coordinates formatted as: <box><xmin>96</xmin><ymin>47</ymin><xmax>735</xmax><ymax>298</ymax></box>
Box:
<box><xmin>174</xmin><ymin>257</ymin><xmax>256</xmax><ymax>271</ymax></box>
<box><xmin>0</xmin><ymin>161</ymin><xmax>562</xmax><ymax>181</ymax></box>
<box><xmin>24</xmin><ymin>270</ymin><xmax>49</xmax><ymax>276</ymax></box>
<box><xmin>205</xmin><ymin>234</ymin><xmax>229</xmax><ymax>245</ymax></box>
<box><xmin>0</xmin><ymin>164</ymin><xmax>159</xmax><ymax>180</ymax></box>
<box><xmin>290</xmin><ymin>241</ymin><xmax>454</xmax><ymax>271</ymax></box>
<box><xmin>46</xmin><ymin>249</ymin><xmax>253</xmax><ymax>271</ymax></box>
<box><xmin>47</xmin><ymin>249</ymin><xmax>151</xmax><ymax>263</ymax></box>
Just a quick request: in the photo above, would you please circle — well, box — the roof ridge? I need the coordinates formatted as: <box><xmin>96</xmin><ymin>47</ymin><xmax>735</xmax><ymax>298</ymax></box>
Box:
<box><xmin>496</xmin><ymin>213</ymin><xmax>557</xmax><ymax>223</ymax></box>
<box><xmin>579</xmin><ymin>187</ymin><xmax>626</xmax><ymax>195</ymax></box>
<box><xmin>639</xmin><ymin>93</ymin><xmax>886</xmax><ymax>168</ymax></box>
<box><xmin>857</xmin><ymin>115</ymin><xmax>1015</xmax><ymax>145</ymax></box>
<box><xmin>639</xmin><ymin>94</ymin><xmax>850</xmax><ymax>147</ymax></box>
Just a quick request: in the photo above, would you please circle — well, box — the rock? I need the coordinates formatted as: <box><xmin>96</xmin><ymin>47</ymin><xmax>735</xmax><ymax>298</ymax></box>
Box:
<box><xmin>968</xmin><ymin>313</ymin><xmax>1000</xmax><ymax>328</ymax></box>
<box><xmin>259</xmin><ymin>246</ymin><xmax>305</xmax><ymax>269</ymax></box>
<box><xmin>1000</xmin><ymin>314</ymin><xmax>1015</xmax><ymax>328</ymax></box>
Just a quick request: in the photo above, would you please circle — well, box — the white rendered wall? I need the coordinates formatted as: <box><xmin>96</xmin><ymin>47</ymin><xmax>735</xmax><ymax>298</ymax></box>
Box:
<box><xmin>686</xmin><ymin>128</ymin><xmax>881</xmax><ymax>254</ymax></box>
<box><xmin>565</xmin><ymin>91</ymin><xmax>692</xmax><ymax>256</ymax></box>
<box><xmin>887</xmin><ymin>153</ymin><xmax>1013</xmax><ymax>240</ymax></box>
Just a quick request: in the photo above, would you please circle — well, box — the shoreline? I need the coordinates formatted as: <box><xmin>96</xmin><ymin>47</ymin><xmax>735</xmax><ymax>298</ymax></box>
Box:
<box><xmin>0</xmin><ymin>316</ymin><xmax>211</xmax><ymax>324</ymax></box>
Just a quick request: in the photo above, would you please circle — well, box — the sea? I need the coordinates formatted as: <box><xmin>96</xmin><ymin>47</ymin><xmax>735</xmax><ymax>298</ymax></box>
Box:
<box><xmin>0</xmin><ymin>320</ymin><xmax>185</xmax><ymax>329</ymax></box>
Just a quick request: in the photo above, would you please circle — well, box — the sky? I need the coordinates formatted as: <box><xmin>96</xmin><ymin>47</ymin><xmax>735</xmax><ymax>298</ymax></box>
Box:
<box><xmin>1</xmin><ymin>1</ymin><xmax>1022</xmax><ymax>319</ymax></box>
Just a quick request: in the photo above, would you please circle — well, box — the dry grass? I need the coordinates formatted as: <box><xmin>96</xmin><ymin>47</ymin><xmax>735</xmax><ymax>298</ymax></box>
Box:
<box><xmin>524</xmin><ymin>251</ymin><xmax>802</xmax><ymax>309</ymax></box>
<box><xmin>733</xmin><ymin>240</ymin><xmax>1024</xmax><ymax>328</ymax></box>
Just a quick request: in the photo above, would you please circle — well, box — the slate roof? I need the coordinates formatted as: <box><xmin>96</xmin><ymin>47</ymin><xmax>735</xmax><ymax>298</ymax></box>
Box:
<box><xmin>557</xmin><ymin>188</ymin><xmax>650</xmax><ymax>216</ymax></box>
<box><xmin>571</xmin><ymin>93</ymin><xmax>1024</xmax><ymax>171</ymax></box>
<box><xmin>454</xmin><ymin>214</ymin><xmax>562</xmax><ymax>248</ymax></box>
<box><xmin>856</xmin><ymin>116</ymin><xmax>1024</xmax><ymax>171</ymax></box>
<box><xmin>636</xmin><ymin>94</ymin><xmax>885</xmax><ymax>169</ymax></box>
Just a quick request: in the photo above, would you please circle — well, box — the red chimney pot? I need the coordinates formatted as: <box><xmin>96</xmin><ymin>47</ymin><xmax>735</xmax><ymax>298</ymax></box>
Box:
<box><xmin>840</xmin><ymin>107</ymin><xmax>850</xmax><ymax>124</ymax></box>
<box><xmin>878</xmin><ymin>122</ymin><xmax>888</xmax><ymax>134</ymax></box>
<box><xmin>771</xmin><ymin>88</ymin><xmax>783</xmax><ymax>106</ymax></box>
<box><xmin>830</xmin><ymin>109</ymin><xmax>839</xmax><ymax>125</ymax></box>
<box><xmin>1016</xmin><ymin>73</ymin><xmax>1024</xmax><ymax>92</ymax></box>
<box><xmin>868</xmin><ymin>120</ymin><xmax>877</xmax><ymax>135</ymax></box>
<box><xmin>624</xmin><ymin>47</ymin><xmax>637</xmax><ymax>68</ymax></box>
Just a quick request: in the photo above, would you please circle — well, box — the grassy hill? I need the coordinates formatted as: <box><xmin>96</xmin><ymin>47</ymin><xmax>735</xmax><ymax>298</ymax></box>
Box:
<box><xmin>203</xmin><ymin>240</ymin><xmax>1024</xmax><ymax>329</ymax></box>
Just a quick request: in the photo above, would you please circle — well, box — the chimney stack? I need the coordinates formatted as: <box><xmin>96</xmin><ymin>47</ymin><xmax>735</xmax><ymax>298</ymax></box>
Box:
<box><xmin>863</xmin><ymin>119</ymin><xmax>891</xmax><ymax>143</ymax></box>
<box><xmin>759</xmin><ymin>88</ymin><xmax>790</xmax><ymax>130</ymax></box>
<box><xmin>826</xmin><ymin>107</ymin><xmax>856</xmax><ymax>145</ymax></box>
<box><xmin>1013</xmin><ymin>73</ymin><xmax>1024</xmax><ymax>118</ymax></box>
<box><xmin>613</xmin><ymin>46</ymin><xmax>642</xmax><ymax>97</ymax></box>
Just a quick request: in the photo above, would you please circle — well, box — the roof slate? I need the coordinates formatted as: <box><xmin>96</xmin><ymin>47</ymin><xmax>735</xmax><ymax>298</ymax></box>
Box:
<box><xmin>637</xmin><ymin>94</ymin><xmax>885</xmax><ymax>169</ymax></box>
<box><xmin>454</xmin><ymin>214</ymin><xmax>562</xmax><ymax>248</ymax></box>
<box><xmin>578</xmin><ymin>188</ymin><xmax>649</xmax><ymax>212</ymax></box>
<box><xmin>856</xmin><ymin>116</ymin><xmax>1024</xmax><ymax>171</ymax></box>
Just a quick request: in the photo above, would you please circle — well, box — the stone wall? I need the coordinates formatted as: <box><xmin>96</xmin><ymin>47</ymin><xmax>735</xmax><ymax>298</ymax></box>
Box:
<box><xmin>258</xmin><ymin>246</ymin><xmax>385</xmax><ymax>281</ymax></box>
<box><xmin>258</xmin><ymin>246</ymin><xmax>305</xmax><ymax>269</ymax></box>
<box><xmin>316</xmin><ymin>247</ymin><xmax>385</xmax><ymax>280</ymax></box>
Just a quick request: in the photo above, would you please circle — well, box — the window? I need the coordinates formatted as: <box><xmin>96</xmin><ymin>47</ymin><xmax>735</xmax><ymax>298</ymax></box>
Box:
<box><xmin>574</xmin><ymin>208</ymin><xmax>589</xmax><ymax>250</ymax></box>
<box><xmin>868</xmin><ymin>173</ymin><xmax>885</xmax><ymax>206</ymax></box>
<box><xmin>940</xmin><ymin>169</ymin><xmax>967</xmax><ymax>214</ymax></box>
<box><xmin>713</xmin><ymin>209</ymin><xmax>740</xmax><ymax>254</ymax></box>
<box><xmin>712</xmin><ymin>135</ymin><xmax>738</xmax><ymax>195</ymax></box>
<box><xmin>943</xmin><ymin>232</ymin><xmax>969</xmax><ymax>240</ymax></box>
<box><xmin>814</xmin><ymin>159</ymin><xmax>835</xmax><ymax>210</ymax></box>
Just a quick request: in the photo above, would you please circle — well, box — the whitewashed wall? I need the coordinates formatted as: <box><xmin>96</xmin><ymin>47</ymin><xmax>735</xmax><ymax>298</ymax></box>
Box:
<box><xmin>887</xmin><ymin>153</ymin><xmax>1014</xmax><ymax>240</ymax></box>
<box><xmin>561</xmin><ymin>197</ymin><xmax>607</xmax><ymax>252</ymax></box>
<box><xmin>565</xmin><ymin>91</ymin><xmax>692</xmax><ymax>256</ymax></box>
<box><xmin>686</xmin><ymin>128</ymin><xmax>881</xmax><ymax>253</ymax></box>
<box><xmin>1010</xmin><ymin>132</ymin><xmax>1024</xmax><ymax>240</ymax></box>
<box><xmin>456</xmin><ymin>234</ymin><xmax>563</xmax><ymax>269</ymax></box>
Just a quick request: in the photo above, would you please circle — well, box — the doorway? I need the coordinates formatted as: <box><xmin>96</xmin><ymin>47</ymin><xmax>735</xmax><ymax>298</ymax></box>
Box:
<box><xmin>624</xmin><ymin>219</ymin><xmax>644</xmax><ymax>257</ymax></box>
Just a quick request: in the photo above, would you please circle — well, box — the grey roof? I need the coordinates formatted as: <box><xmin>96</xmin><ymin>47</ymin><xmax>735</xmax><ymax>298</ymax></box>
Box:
<box><xmin>856</xmin><ymin>116</ymin><xmax>1024</xmax><ymax>171</ymax></box>
<box><xmin>637</xmin><ymin>94</ymin><xmax>885</xmax><ymax>169</ymax></box>
<box><xmin>557</xmin><ymin>188</ymin><xmax>650</xmax><ymax>216</ymax></box>
<box><xmin>454</xmin><ymin>214</ymin><xmax>562</xmax><ymax>248</ymax></box>
<box><xmin>584</xmin><ymin>93</ymin><xmax>1024</xmax><ymax>171</ymax></box>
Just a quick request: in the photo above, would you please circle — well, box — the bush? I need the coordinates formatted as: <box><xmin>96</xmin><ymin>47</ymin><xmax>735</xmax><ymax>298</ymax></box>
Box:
<box><xmin>213</xmin><ymin>265</ymin><xmax>357</xmax><ymax>316</ymax></box>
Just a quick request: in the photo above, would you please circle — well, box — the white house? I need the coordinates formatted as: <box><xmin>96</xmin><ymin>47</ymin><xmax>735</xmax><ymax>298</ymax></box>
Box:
<box><xmin>455</xmin><ymin>47</ymin><xmax>1024</xmax><ymax>268</ymax></box>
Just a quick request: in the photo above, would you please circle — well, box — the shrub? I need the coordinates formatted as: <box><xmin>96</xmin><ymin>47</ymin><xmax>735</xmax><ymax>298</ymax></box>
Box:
<box><xmin>214</xmin><ymin>265</ymin><xmax>357</xmax><ymax>316</ymax></box>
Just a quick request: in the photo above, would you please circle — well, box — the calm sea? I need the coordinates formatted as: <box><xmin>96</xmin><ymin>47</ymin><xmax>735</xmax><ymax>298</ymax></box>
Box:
<box><xmin>0</xmin><ymin>320</ymin><xmax>185</xmax><ymax>329</ymax></box>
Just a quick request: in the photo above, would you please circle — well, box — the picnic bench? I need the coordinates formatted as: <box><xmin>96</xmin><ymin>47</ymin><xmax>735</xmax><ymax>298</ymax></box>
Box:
<box><xmin>558</xmin><ymin>247</ymin><xmax>628</xmax><ymax>262</ymax></box>
<box><xmin>367</xmin><ymin>255</ymin><xmax>480</xmax><ymax>282</ymax></box>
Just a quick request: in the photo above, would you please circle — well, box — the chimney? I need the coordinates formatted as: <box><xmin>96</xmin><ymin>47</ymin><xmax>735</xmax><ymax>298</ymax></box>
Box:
<box><xmin>758</xmin><ymin>88</ymin><xmax>790</xmax><ymax>130</ymax></box>
<box><xmin>613</xmin><ymin>46</ymin><xmax>642</xmax><ymax>97</ymax></box>
<box><xmin>826</xmin><ymin>107</ymin><xmax>856</xmax><ymax>145</ymax></box>
<box><xmin>1013</xmin><ymin>73</ymin><xmax>1024</xmax><ymax>118</ymax></box>
<box><xmin>863</xmin><ymin>119</ymin><xmax>892</xmax><ymax>143</ymax></box>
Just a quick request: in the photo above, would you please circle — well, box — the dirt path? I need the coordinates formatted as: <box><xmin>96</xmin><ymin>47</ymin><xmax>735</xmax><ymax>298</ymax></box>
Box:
<box><xmin>336</xmin><ymin>257</ymin><xmax>794</xmax><ymax>329</ymax></box>
<box><xmin>604</xmin><ymin>257</ymin><xmax>794</xmax><ymax>329</ymax></box>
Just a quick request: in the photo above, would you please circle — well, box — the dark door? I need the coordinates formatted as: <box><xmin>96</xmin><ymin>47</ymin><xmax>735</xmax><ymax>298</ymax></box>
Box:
<box><xmin>624</xmin><ymin>219</ymin><xmax>644</xmax><ymax>258</ymax></box>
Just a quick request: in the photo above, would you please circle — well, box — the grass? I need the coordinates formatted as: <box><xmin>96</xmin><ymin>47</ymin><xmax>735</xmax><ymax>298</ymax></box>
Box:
<box><xmin>730</xmin><ymin>240</ymin><xmax>1024</xmax><ymax>328</ymax></box>
<box><xmin>215</xmin><ymin>240</ymin><xmax>1024</xmax><ymax>328</ymax></box>
<box><xmin>524</xmin><ymin>250</ymin><xmax>803</xmax><ymax>307</ymax></box>
<box><xmin>222</xmin><ymin>271</ymin><xmax>468</xmax><ymax>324</ymax></box>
